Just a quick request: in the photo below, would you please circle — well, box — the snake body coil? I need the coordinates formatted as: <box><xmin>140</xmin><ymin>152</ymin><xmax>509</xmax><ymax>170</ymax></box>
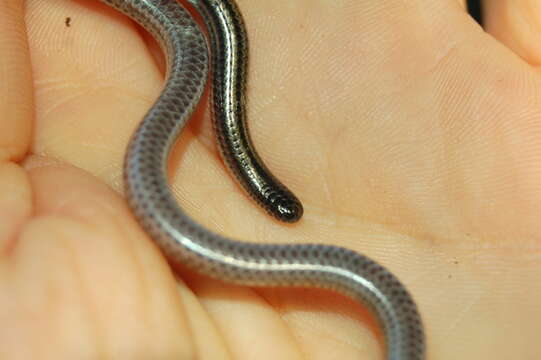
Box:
<box><xmin>99</xmin><ymin>0</ymin><xmax>426</xmax><ymax>358</ymax></box>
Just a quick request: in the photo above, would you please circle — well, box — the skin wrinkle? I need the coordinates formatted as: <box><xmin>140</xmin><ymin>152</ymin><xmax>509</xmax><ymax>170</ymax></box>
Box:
<box><xmin>281</xmin><ymin>304</ymin><xmax>380</xmax><ymax>360</ymax></box>
<box><xmin>35</xmin><ymin>76</ymin><xmax>156</xmax><ymax>124</ymax></box>
<box><xmin>196</xmin><ymin>300</ymin><xmax>235</xmax><ymax>360</ymax></box>
<box><xmin>99</xmin><ymin>201</ymin><xmax>157</xmax><ymax>356</ymax></box>
<box><xmin>252</xmin><ymin>288</ymin><xmax>308</xmax><ymax>360</ymax></box>
<box><xmin>194</xmin><ymin>282</ymin><xmax>288</xmax><ymax>359</ymax></box>
<box><xmin>173</xmin><ymin>278</ymin><xmax>233</xmax><ymax>360</ymax></box>
<box><xmin>16</xmin><ymin>217</ymin><xmax>104</xmax><ymax>358</ymax></box>
<box><xmin>59</xmin><ymin>220</ymin><xmax>107</xmax><ymax>358</ymax></box>
<box><xmin>292</xmin><ymin>314</ymin><xmax>371</xmax><ymax>353</ymax></box>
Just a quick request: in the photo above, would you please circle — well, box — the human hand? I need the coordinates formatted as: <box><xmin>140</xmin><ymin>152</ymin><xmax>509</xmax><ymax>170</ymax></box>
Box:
<box><xmin>2</xmin><ymin>0</ymin><xmax>540</xmax><ymax>358</ymax></box>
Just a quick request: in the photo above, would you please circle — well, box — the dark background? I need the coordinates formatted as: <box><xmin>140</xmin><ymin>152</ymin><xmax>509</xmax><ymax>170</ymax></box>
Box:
<box><xmin>467</xmin><ymin>0</ymin><xmax>483</xmax><ymax>25</ymax></box>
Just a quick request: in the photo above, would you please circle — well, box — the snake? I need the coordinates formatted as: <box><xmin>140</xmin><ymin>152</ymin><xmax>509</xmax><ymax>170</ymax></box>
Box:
<box><xmin>98</xmin><ymin>0</ymin><xmax>425</xmax><ymax>358</ymax></box>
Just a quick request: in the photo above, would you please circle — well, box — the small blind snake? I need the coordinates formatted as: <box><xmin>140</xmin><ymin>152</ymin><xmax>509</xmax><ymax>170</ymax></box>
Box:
<box><xmin>98</xmin><ymin>0</ymin><xmax>426</xmax><ymax>358</ymax></box>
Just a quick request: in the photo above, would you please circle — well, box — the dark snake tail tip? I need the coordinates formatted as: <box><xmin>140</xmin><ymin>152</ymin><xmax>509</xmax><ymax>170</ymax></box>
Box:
<box><xmin>272</xmin><ymin>198</ymin><xmax>304</xmax><ymax>223</ymax></box>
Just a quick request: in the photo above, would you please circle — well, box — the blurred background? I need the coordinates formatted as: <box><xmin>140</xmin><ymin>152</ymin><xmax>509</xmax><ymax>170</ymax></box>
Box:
<box><xmin>467</xmin><ymin>0</ymin><xmax>483</xmax><ymax>25</ymax></box>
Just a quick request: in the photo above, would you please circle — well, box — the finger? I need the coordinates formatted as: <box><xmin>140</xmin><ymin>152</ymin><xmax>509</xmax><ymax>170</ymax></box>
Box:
<box><xmin>484</xmin><ymin>0</ymin><xmax>541</xmax><ymax>67</ymax></box>
<box><xmin>0</xmin><ymin>162</ymin><xmax>199</xmax><ymax>358</ymax></box>
<box><xmin>0</xmin><ymin>0</ymin><xmax>33</xmax><ymax>161</ymax></box>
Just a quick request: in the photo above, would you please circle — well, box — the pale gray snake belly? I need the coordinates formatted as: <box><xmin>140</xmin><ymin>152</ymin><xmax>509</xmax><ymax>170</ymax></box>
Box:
<box><xmin>98</xmin><ymin>0</ymin><xmax>426</xmax><ymax>358</ymax></box>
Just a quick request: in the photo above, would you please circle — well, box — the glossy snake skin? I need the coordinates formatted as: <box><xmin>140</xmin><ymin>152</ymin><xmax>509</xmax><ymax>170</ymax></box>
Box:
<box><xmin>99</xmin><ymin>0</ymin><xmax>425</xmax><ymax>358</ymax></box>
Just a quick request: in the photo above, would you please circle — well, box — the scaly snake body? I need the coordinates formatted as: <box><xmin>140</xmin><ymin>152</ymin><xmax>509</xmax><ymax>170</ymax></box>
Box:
<box><xmin>98</xmin><ymin>0</ymin><xmax>425</xmax><ymax>358</ymax></box>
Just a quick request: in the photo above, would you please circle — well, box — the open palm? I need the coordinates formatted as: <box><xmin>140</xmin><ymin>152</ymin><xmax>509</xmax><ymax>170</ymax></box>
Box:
<box><xmin>2</xmin><ymin>0</ymin><xmax>540</xmax><ymax>358</ymax></box>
